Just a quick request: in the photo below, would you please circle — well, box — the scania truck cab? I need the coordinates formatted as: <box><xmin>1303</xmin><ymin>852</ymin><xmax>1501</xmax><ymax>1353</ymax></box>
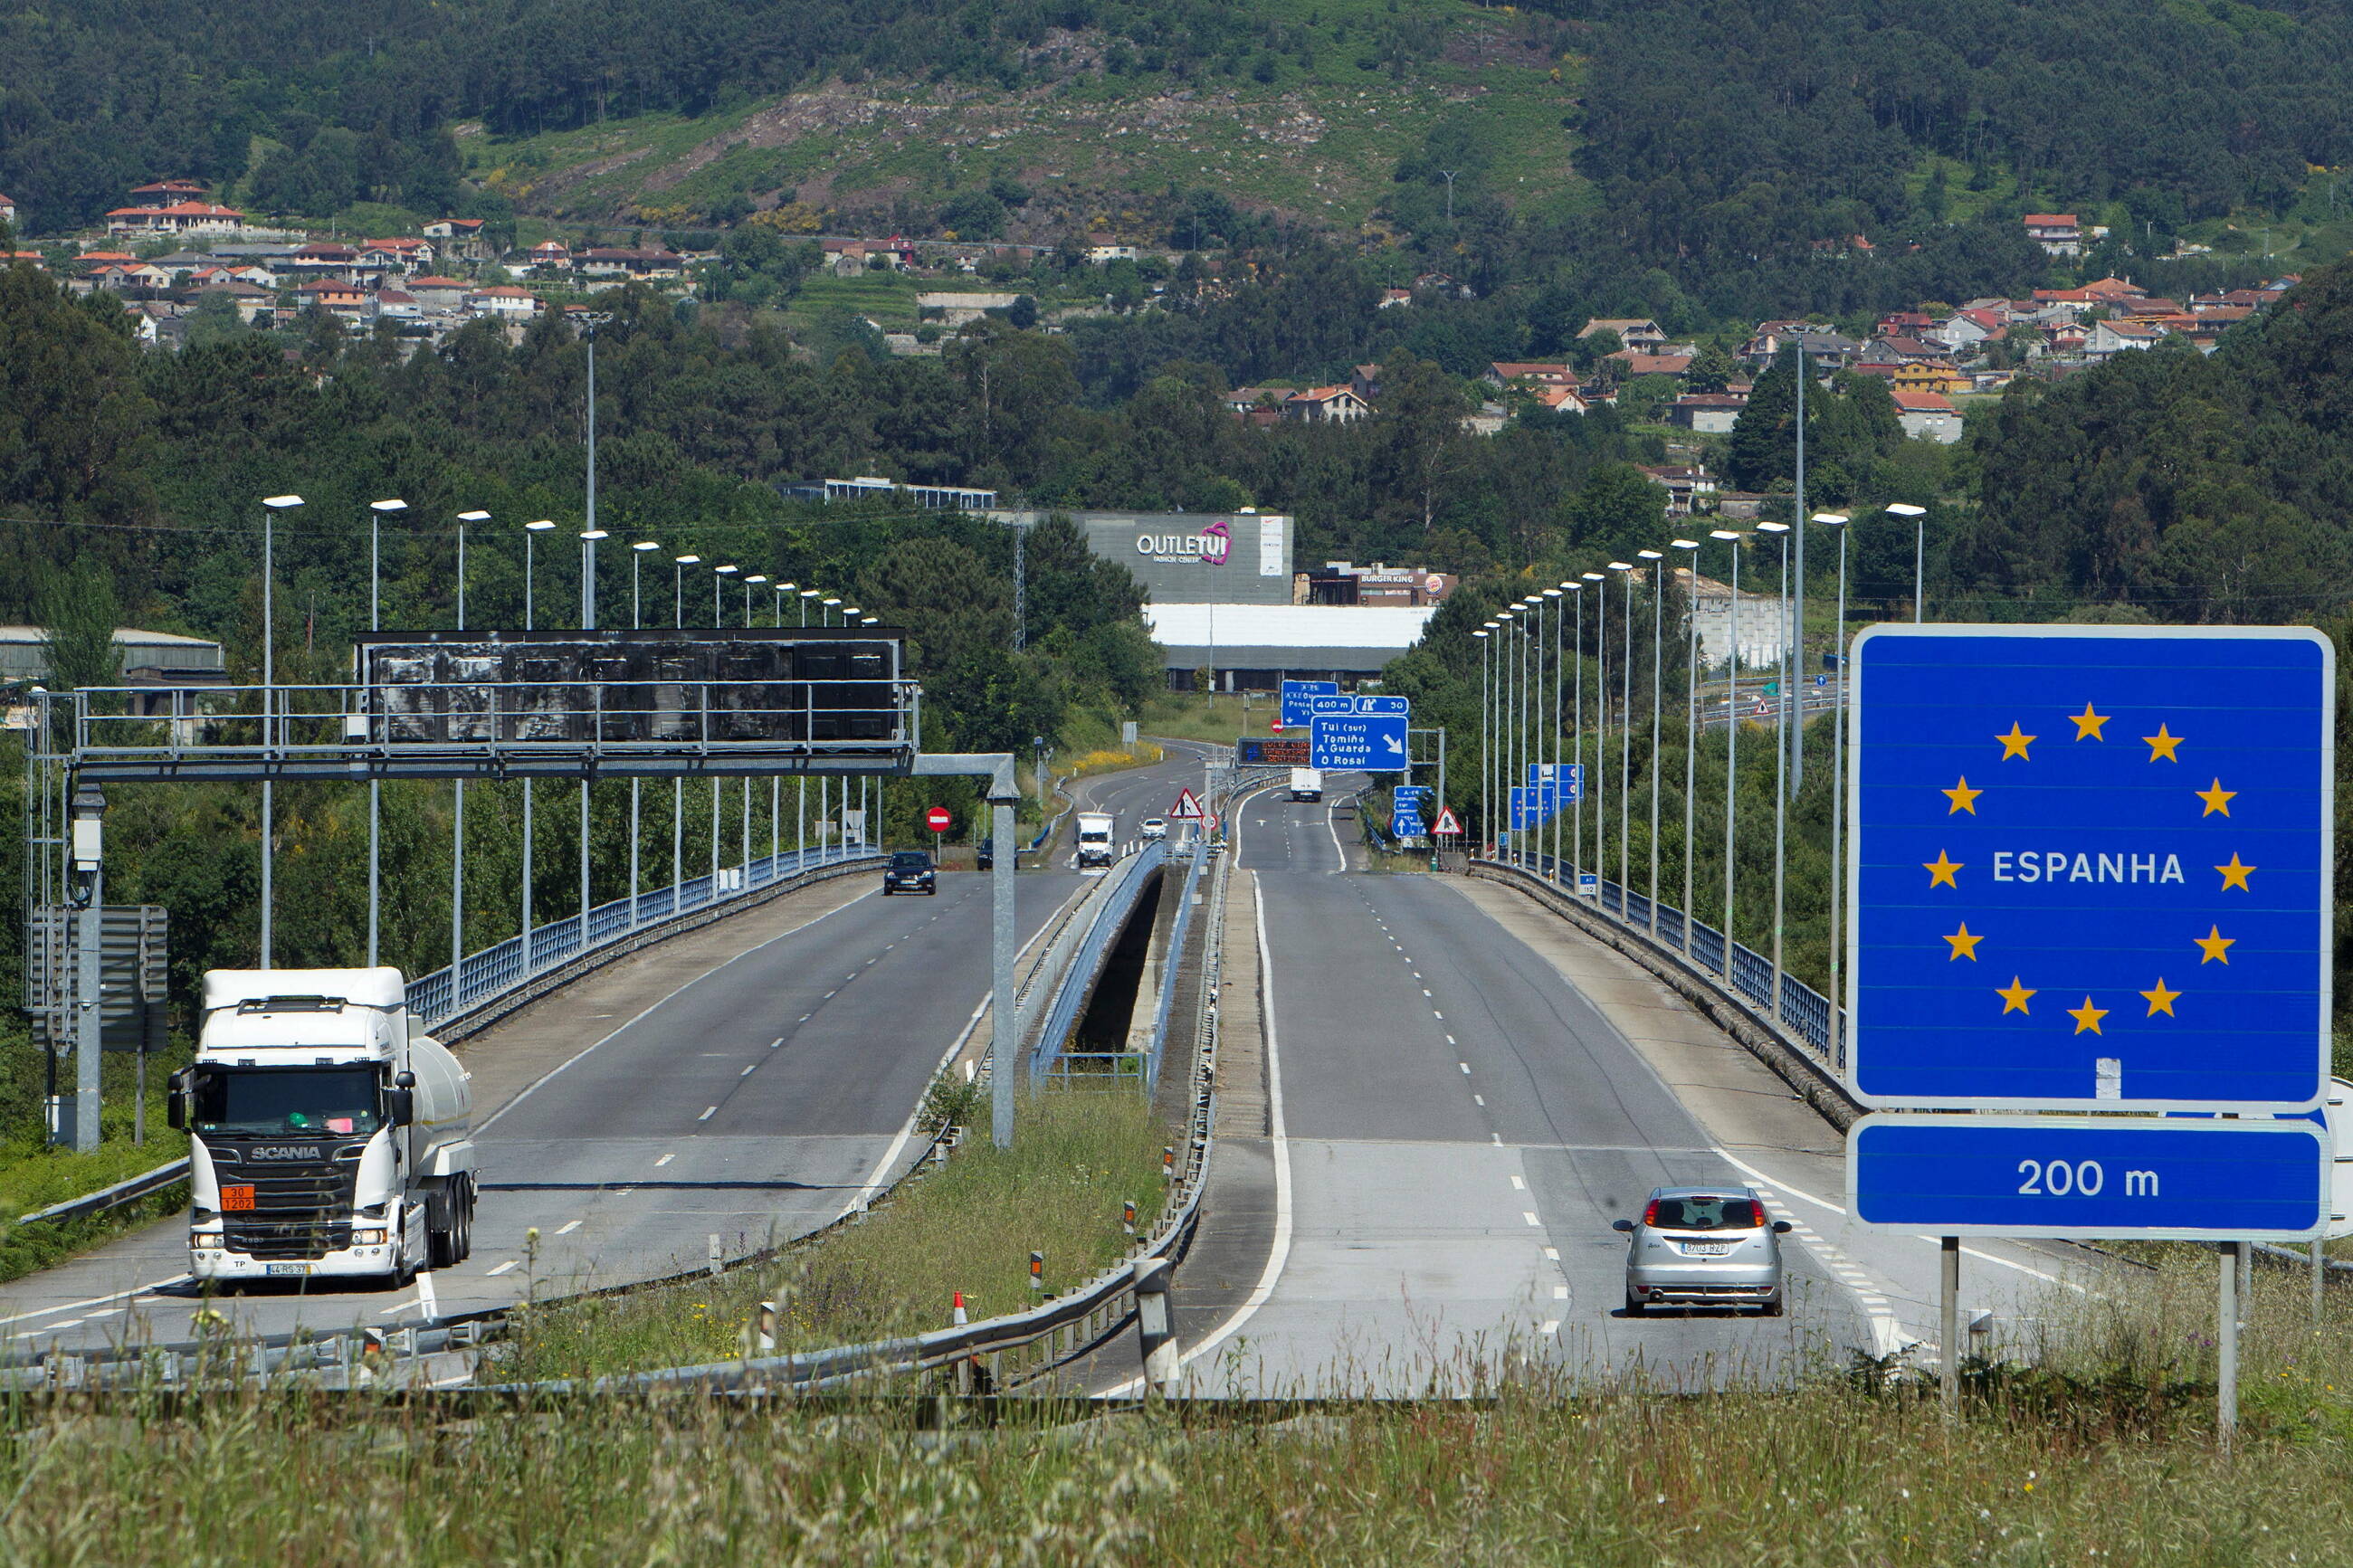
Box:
<box><xmin>170</xmin><ymin>967</ymin><xmax>476</xmax><ymax>1287</ymax></box>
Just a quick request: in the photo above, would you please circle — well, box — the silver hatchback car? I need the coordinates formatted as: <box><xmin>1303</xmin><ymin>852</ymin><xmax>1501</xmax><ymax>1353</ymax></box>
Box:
<box><xmin>1613</xmin><ymin>1186</ymin><xmax>1791</xmax><ymax>1316</ymax></box>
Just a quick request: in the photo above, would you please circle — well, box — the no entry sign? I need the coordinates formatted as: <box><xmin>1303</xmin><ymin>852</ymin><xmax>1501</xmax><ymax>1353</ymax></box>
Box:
<box><xmin>925</xmin><ymin>806</ymin><xmax>952</xmax><ymax>833</ymax></box>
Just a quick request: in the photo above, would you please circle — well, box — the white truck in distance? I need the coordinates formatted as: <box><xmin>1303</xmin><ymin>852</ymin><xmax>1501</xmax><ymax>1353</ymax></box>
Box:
<box><xmin>1075</xmin><ymin>812</ymin><xmax>1117</xmax><ymax>868</ymax></box>
<box><xmin>1290</xmin><ymin>768</ymin><xmax>1324</xmax><ymax>803</ymax></box>
<box><xmin>169</xmin><ymin>967</ymin><xmax>477</xmax><ymax>1287</ymax></box>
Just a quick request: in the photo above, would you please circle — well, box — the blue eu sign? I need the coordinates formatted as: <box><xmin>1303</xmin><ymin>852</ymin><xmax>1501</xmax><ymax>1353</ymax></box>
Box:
<box><xmin>1849</xmin><ymin>1115</ymin><xmax>2327</xmax><ymax>1240</ymax></box>
<box><xmin>1849</xmin><ymin>626</ymin><xmax>2333</xmax><ymax>1112</ymax></box>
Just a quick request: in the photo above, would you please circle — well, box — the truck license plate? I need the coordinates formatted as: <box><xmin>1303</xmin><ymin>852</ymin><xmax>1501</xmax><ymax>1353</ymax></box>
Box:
<box><xmin>264</xmin><ymin>1263</ymin><xmax>311</xmax><ymax>1276</ymax></box>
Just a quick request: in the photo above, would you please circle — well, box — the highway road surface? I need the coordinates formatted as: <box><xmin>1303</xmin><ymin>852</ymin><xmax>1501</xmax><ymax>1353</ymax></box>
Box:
<box><xmin>0</xmin><ymin>746</ymin><xmax>1215</xmax><ymax>1361</ymax></box>
<box><xmin>1128</xmin><ymin>784</ymin><xmax>2103</xmax><ymax>1397</ymax></box>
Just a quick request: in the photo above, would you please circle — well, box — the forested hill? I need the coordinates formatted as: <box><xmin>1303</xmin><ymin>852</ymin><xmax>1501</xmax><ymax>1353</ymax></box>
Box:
<box><xmin>10</xmin><ymin>0</ymin><xmax>2353</xmax><ymax>299</ymax></box>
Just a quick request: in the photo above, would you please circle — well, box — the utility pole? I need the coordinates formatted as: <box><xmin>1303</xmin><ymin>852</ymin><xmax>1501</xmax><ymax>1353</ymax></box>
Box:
<box><xmin>1791</xmin><ymin>342</ymin><xmax>1807</xmax><ymax>786</ymax></box>
<box><xmin>366</xmin><ymin>498</ymin><xmax>405</xmax><ymax>968</ymax></box>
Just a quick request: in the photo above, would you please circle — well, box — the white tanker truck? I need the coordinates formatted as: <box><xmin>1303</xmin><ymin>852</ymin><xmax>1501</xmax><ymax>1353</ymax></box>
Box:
<box><xmin>168</xmin><ymin>967</ymin><xmax>476</xmax><ymax>1287</ymax></box>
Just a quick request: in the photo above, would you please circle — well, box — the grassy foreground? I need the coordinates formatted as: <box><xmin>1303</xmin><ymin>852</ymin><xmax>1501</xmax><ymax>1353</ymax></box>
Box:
<box><xmin>491</xmin><ymin>1089</ymin><xmax>1169</xmax><ymax>1381</ymax></box>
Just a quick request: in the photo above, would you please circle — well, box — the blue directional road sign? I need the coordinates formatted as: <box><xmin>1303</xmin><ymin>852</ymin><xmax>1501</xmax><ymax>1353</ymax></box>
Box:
<box><xmin>1849</xmin><ymin>1115</ymin><xmax>2328</xmax><ymax>1240</ymax></box>
<box><xmin>1510</xmin><ymin>786</ymin><xmax>1561</xmax><ymax>832</ymax></box>
<box><xmin>1312</xmin><ymin>714</ymin><xmax>1409</xmax><ymax>771</ymax></box>
<box><xmin>1354</xmin><ymin>695</ymin><xmax>1411</xmax><ymax>717</ymax></box>
<box><xmin>1849</xmin><ymin>625</ymin><xmax>2333</xmax><ymax>1111</ymax></box>
<box><xmin>1392</xmin><ymin>809</ymin><xmax>1425</xmax><ymax>839</ymax></box>
<box><xmin>1528</xmin><ymin>762</ymin><xmax>1584</xmax><ymax>803</ymax></box>
<box><xmin>1309</xmin><ymin>695</ymin><xmax>1358</xmax><ymax>718</ymax></box>
<box><xmin>1394</xmin><ymin>784</ymin><xmax>1432</xmax><ymax>808</ymax></box>
<box><xmin>1280</xmin><ymin>679</ymin><xmax>1339</xmax><ymax>728</ymax></box>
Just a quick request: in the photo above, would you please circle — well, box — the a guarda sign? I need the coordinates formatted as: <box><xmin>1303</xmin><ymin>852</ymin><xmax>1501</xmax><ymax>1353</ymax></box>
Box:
<box><xmin>1134</xmin><ymin>520</ymin><xmax>1234</xmax><ymax>565</ymax></box>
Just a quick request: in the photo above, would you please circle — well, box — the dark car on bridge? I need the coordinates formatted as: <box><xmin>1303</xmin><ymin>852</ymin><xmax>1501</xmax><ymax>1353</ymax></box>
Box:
<box><xmin>883</xmin><ymin>850</ymin><xmax>937</xmax><ymax>895</ymax></box>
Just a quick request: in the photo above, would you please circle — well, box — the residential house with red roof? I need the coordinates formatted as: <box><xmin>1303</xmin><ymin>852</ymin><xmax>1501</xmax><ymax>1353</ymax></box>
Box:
<box><xmin>106</xmin><ymin>201</ymin><xmax>245</xmax><ymax>237</ymax></box>
<box><xmin>1281</xmin><ymin>385</ymin><xmax>1371</xmax><ymax>424</ymax></box>
<box><xmin>2023</xmin><ymin>214</ymin><xmax>2082</xmax><ymax>257</ymax></box>
<box><xmin>1891</xmin><ymin>389</ymin><xmax>1962</xmax><ymax>443</ymax></box>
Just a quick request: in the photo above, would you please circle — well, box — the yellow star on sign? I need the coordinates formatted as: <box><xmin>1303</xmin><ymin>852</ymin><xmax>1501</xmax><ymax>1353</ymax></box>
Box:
<box><xmin>1943</xmin><ymin>776</ymin><xmax>1983</xmax><ymax>815</ymax></box>
<box><xmin>2144</xmin><ymin>724</ymin><xmax>2184</xmax><ymax>762</ymax></box>
<box><xmin>1996</xmin><ymin>976</ymin><xmax>2036</xmax><ymax>1014</ymax></box>
<box><xmin>2196</xmin><ymin>778</ymin><xmax>2235</xmax><ymax>817</ymax></box>
<box><xmin>1943</xmin><ymin>922</ymin><xmax>1984</xmax><ymax>961</ymax></box>
<box><xmin>1922</xmin><ymin>849</ymin><xmax>1963</xmax><ymax>888</ymax></box>
<box><xmin>1996</xmin><ymin>722</ymin><xmax>2036</xmax><ymax>760</ymax></box>
<box><xmin>2215</xmin><ymin>853</ymin><xmax>2255</xmax><ymax>892</ymax></box>
<box><xmin>2069</xmin><ymin>701</ymin><xmax>2110</xmax><ymax>741</ymax></box>
<box><xmin>2140</xmin><ymin>978</ymin><xmax>2181</xmax><ymax>1017</ymax></box>
<box><xmin>2195</xmin><ymin>925</ymin><xmax>2235</xmax><ymax>965</ymax></box>
<box><xmin>2068</xmin><ymin>997</ymin><xmax>2110</xmax><ymax>1035</ymax></box>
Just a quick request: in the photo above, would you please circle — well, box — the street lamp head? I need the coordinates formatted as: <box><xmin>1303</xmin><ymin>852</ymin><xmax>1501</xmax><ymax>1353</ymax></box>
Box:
<box><xmin>369</xmin><ymin>498</ymin><xmax>407</xmax><ymax>513</ymax></box>
<box><xmin>799</xmin><ymin>588</ymin><xmax>819</xmax><ymax>599</ymax></box>
<box><xmin>744</xmin><ymin>574</ymin><xmax>768</xmax><ymax>584</ymax></box>
<box><xmin>861</xmin><ymin>616</ymin><xmax>880</xmax><ymax>625</ymax></box>
<box><xmin>633</xmin><ymin>540</ymin><xmax>660</xmax><ymax>552</ymax></box>
<box><xmin>1581</xmin><ymin>571</ymin><xmax>1605</xmax><ymax>582</ymax></box>
<box><xmin>526</xmin><ymin>519</ymin><xmax>557</xmax><ymax>532</ymax></box>
<box><xmin>1884</xmin><ymin>503</ymin><xmax>1928</xmax><ymax>518</ymax></box>
<box><xmin>1671</xmin><ymin>538</ymin><xmax>1701</xmax><ymax>550</ymax></box>
<box><xmin>1481</xmin><ymin>620</ymin><xmax>1500</xmax><ymax>629</ymax></box>
<box><xmin>776</xmin><ymin>581</ymin><xmax>796</xmax><ymax>592</ymax></box>
<box><xmin>715</xmin><ymin>564</ymin><xmax>738</xmax><ymax>576</ymax></box>
<box><xmin>1637</xmin><ymin>548</ymin><xmax>1664</xmax><ymax>561</ymax></box>
<box><xmin>843</xmin><ymin>606</ymin><xmax>861</xmax><ymax>617</ymax></box>
<box><xmin>1542</xmin><ymin>587</ymin><xmax>1563</xmax><ymax>597</ymax></box>
<box><xmin>1811</xmin><ymin>512</ymin><xmax>1849</xmax><ymax>527</ymax></box>
<box><xmin>1710</xmin><ymin>529</ymin><xmax>1743</xmax><ymax>542</ymax></box>
<box><xmin>1607</xmin><ymin>560</ymin><xmax>1634</xmax><ymax>571</ymax></box>
<box><xmin>456</xmin><ymin>509</ymin><xmax>491</xmax><ymax>523</ymax></box>
<box><xmin>1472</xmin><ymin>630</ymin><xmax>1490</xmax><ymax>640</ymax></box>
<box><xmin>1757</xmin><ymin>521</ymin><xmax>1791</xmax><ymax>534</ymax></box>
<box><xmin>675</xmin><ymin>554</ymin><xmax>700</xmax><ymax>565</ymax></box>
<box><xmin>579</xmin><ymin>528</ymin><xmax>609</xmax><ymax>540</ymax></box>
<box><xmin>823</xmin><ymin>597</ymin><xmax>841</xmax><ymax>606</ymax></box>
<box><xmin>262</xmin><ymin>495</ymin><xmax>303</xmax><ymax>509</ymax></box>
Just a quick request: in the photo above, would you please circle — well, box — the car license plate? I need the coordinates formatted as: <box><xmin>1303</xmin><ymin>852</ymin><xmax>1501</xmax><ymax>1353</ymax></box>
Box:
<box><xmin>1680</xmin><ymin>1242</ymin><xmax>1734</xmax><ymax>1258</ymax></box>
<box><xmin>264</xmin><ymin>1263</ymin><xmax>311</xmax><ymax>1276</ymax></box>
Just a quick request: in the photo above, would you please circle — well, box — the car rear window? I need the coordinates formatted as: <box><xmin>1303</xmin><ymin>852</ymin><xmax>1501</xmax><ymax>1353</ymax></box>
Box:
<box><xmin>891</xmin><ymin>853</ymin><xmax>929</xmax><ymax>869</ymax></box>
<box><xmin>1651</xmin><ymin>1196</ymin><xmax>1765</xmax><ymax>1231</ymax></box>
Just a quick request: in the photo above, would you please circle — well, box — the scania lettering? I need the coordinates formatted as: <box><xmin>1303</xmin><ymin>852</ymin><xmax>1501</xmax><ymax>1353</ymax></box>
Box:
<box><xmin>1075</xmin><ymin>812</ymin><xmax>1117</xmax><ymax>869</ymax></box>
<box><xmin>169</xmin><ymin>967</ymin><xmax>476</xmax><ymax>1286</ymax></box>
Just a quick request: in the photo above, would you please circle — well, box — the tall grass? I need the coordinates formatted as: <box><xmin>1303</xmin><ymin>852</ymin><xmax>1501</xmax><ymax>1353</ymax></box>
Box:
<box><xmin>490</xmin><ymin>1089</ymin><xmax>1169</xmax><ymax>1381</ymax></box>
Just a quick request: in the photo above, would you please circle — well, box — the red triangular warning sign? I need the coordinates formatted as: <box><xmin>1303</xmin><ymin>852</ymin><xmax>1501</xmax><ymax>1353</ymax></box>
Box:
<box><xmin>1432</xmin><ymin>806</ymin><xmax>1462</xmax><ymax>836</ymax></box>
<box><xmin>1169</xmin><ymin>788</ymin><xmax>1205</xmax><ymax>820</ymax></box>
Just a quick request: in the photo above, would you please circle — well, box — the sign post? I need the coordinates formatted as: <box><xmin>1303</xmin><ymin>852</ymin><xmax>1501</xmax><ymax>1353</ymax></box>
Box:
<box><xmin>1846</xmin><ymin>624</ymin><xmax>2336</xmax><ymax>1435</ymax></box>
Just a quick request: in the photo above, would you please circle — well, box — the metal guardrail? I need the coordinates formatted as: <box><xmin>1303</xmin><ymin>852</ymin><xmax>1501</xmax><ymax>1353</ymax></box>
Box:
<box><xmin>1486</xmin><ymin>852</ymin><xmax>1839</xmax><ymax>1071</ymax></box>
<box><xmin>405</xmin><ymin>843</ymin><xmax>877</xmax><ymax>1027</ymax></box>
<box><xmin>11</xmin><ymin>847</ymin><xmax>882</xmax><ymax>1234</ymax></box>
<box><xmin>1032</xmin><ymin>842</ymin><xmax>1169</xmax><ymax>1083</ymax></box>
<box><xmin>1141</xmin><ymin>848</ymin><xmax>1207</xmax><ymax>1095</ymax></box>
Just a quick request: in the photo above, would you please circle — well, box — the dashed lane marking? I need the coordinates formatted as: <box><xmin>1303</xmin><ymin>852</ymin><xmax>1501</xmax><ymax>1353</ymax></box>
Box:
<box><xmin>555</xmin><ymin>1220</ymin><xmax>584</xmax><ymax>1236</ymax></box>
<box><xmin>484</xmin><ymin>1261</ymin><xmax>518</xmax><ymax>1278</ymax></box>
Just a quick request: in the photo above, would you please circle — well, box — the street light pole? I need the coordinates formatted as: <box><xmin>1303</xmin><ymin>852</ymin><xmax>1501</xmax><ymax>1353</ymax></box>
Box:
<box><xmin>673</xmin><ymin>554</ymin><xmax>697</xmax><ymax>899</ymax></box>
<box><xmin>631</xmin><ymin>540</ymin><xmax>659</xmax><ymax>927</ymax></box>
<box><xmin>522</xmin><ymin>520</ymin><xmax>555</xmax><ymax>972</ymax></box>
<box><xmin>1475</xmin><ymin>628</ymin><xmax>1493</xmax><ymax>852</ymax></box>
<box><xmin>580</xmin><ymin>312</ymin><xmax>614</xmax><ymax>632</ymax></box>
<box><xmin>1672</xmin><ymin>539</ymin><xmax>1702</xmax><ymax>953</ymax></box>
<box><xmin>1611</xmin><ymin>562</ymin><xmax>1635</xmax><ymax>917</ymax></box>
<box><xmin>1710</xmin><ymin>528</ymin><xmax>1745</xmax><ymax>981</ymax></box>
<box><xmin>1570</xmin><ymin>580</ymin><xmax>1586</xmax><ymax>894</ymax></box>
<box><xmin>452</xmin><ymin>514</ymin><xmax>474</xmax><ymax>993</ymax></box>
<box><xmin>1890</xmin><ymin>503</ymin><xmax>1929</xmax><ymax>622</ymax></box>
<box><xmin>366</xmin><ymin>498</ymin><xmax>406</xmax><ymax>967</ymax></box>
<box><xmin>1585</xmin><ymin>571</ymin><xmax>1607</xmax><ymax>906</ymax></box>
<box><xmin>579</xmin><ymin>527</ymin><xmax>608</xmax><ymax>947</ymax></box>
<box><xmin>259</xmin><ymin>496</ymin><xmax>303</xmax><ymax>968</ymax></box>
<box><xmin>1640</xmin><ymin>549</ymin><xmax>1664</xmax><ymax>932</ymax></box>
<box><xmin>1544</xmin><ymin>585</ymin><xmax>1564</xmax><ymax>881</ymax></box>
<box><xmin>713</xmin><ymin>565</ymin><xmax>737</xmax><ymax>886</ymax></box>
<box><xmin>1758</xmin><ymin>519</ymin><xmax>1793</xmax><ymax>1026</ymax></box>
<box><xmin>1816</xmin><ymin>512</ymin><xmax>1853</xmax><ymax>1069</ymax></box>
<box><xmin>1792</xmin><ymin>343</ymin><xmax>1808</xmax><ymax>786</ymax></box>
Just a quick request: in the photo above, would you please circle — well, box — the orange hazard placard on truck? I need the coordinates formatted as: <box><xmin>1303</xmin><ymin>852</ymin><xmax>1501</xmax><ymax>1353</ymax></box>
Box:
<box><xmin>220</xmin><ymin>1185</ymin><xmax>256</xmax><ymax>1212</ymax></box>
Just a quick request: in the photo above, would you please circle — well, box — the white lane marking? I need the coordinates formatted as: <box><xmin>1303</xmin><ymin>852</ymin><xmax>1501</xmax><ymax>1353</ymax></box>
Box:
<box><xmin>480</xmin><ymin>881</ymin><xmax>881</xmax><ymax>1131</ymax></box>
<box><xmin>1112</xmin><ymin>870</ymin><xmax>1291</xmax><ymax>1395</ymax></box>
<box><xmin>1491</xmin><ymin>1133</ymin><xmax>1501</xmax><ymax>1145</ymax></box>
<box><xmin>376</xmin><ymin>1296</ymin><xmax>424</xmax><ymax>1318</ymax></box>
<box><xmin>1708</xmin><ymin>1149</ymin><xmax>1906</xmax><ymax>1356</ymax></box>
<box><xmin>698</xmin><ymin>1107</ymin><xmax>717</xmax><ymax>1121</ymax></box>
<box><xmin>1522</xmin><ymin>1211</ymin><xmax>1541</xmax><ymax>1227</ymax></box>
<box><xmin>1554</xmin><ymin>1285</ymin><xmax>1570</xmax><ymax>1300</ymax></box>
<box><xmin>1539</xmin><ymin>1320</ymin><xmax>1560</xmax><ymax>1335</ymax></box>
<box><xmin>1459</xmin><ymin>1062</ymin><xmax>1470</xmax><ymax>1074</ymax></box>
<box><xmin>653</xmin><ymin>1152</ymin><xmax>676</xmax><ymax>1167</ymax></box>
<box><xmin>1510</xmin><ymin>1174</ymin><xmax>1526</xmax><ymax>1190</ymax></box>
<box><xmin>1473</xmin><ymin>1095</ymin><xmax>1485</xmax><ymax>1107</ymax></box>
<box><xmin>0</xmin><ymin>1276</ymin><xmax>191</xmax><ymax>1330</ymax></box>
<box><xmin>1446</xmin><ymin>1036</ymin><xmax>1456</xmax><ymax>1046</ymax></box>
<box><xmin>740</xmin><ymin>1064</ymin><xmax>757</xmax><ymax>1076</ymax></box>
<box><xmin>555</xmin><ymin>1220</ymin><xmax>583</xmax><ymax>1236</ymax></box>
<box><xmin>484</xmin><ymin>1261</ymin><xmax>518</xmax><ymax>1278</ymax></box>
<box><xmin>1325</xmin><ymin>801</ymin><xmax>1346</xmax><ymax>872</ymax></box>
<box><xmin>1433</xmin><ymin>1011</ymin><xmax>1443</xmax><ymax>1021</ymax></box>
<box><xmin>14</xmin><ymin>1321</ymin><xmax>81</xmax><ymax>1337</ymax></box>
<box><xmin>773</xmin><ymin>1036</ymin><xmax>787</xmax><ymax>1046</ymax></box>
<box><xmin>1544</xmin><ymin>1247</ymin><xmax>1560</xmax><ymax>1261</ymax></box>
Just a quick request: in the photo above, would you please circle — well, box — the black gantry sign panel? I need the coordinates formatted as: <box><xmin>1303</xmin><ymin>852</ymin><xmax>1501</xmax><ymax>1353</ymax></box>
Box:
<box><xmin>353</xmin><ymin>630</ymin><xmax>907</xmax><ymax>747</ymax></box>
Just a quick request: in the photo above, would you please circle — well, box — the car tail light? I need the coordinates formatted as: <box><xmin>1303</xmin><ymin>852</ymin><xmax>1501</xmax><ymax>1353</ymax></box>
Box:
<box><xmin>1641</xmin><ymin>1198</ymin><xmax>1661</xmax><ymax>1227</ymax></box>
